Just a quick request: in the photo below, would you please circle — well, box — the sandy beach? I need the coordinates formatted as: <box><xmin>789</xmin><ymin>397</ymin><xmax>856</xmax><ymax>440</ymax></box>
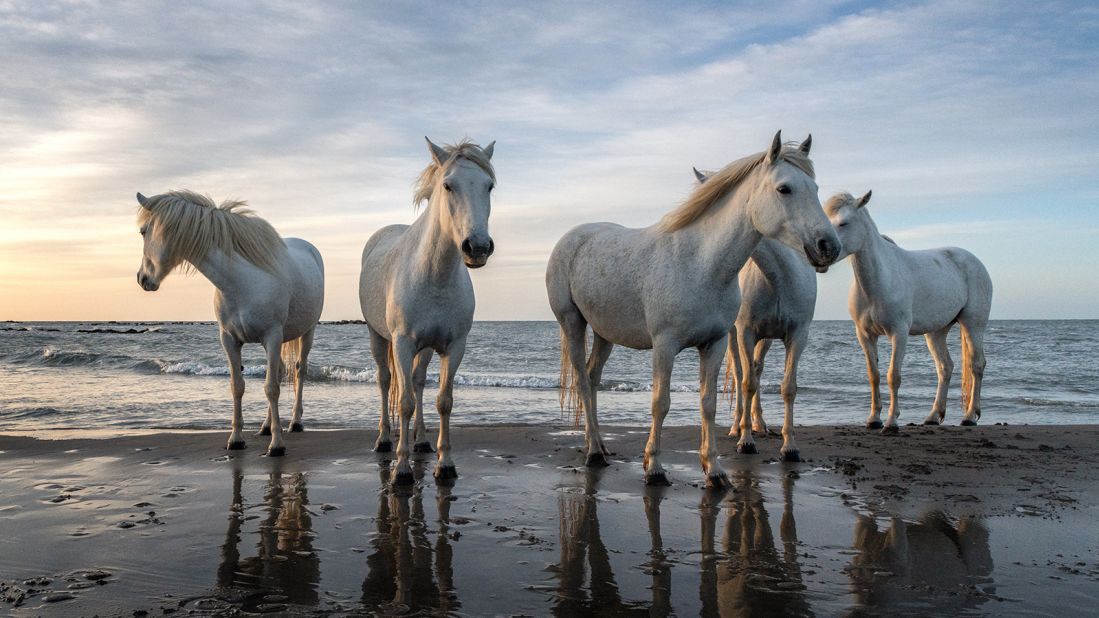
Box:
<box><xmin>1</xmin><ymin>424</ymin><xmax>1098</xmax><ymax>616</ymax></box>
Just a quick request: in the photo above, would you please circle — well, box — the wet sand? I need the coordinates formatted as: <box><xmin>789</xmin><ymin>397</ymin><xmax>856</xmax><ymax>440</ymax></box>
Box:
<box><xmin>1</xmin><ymin>424</ymin><xmax>1098</xmax><ymax>616</ymax></box>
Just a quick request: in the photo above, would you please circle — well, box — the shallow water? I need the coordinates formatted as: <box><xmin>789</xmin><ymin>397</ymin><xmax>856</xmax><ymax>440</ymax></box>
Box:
<box><xmin>2</xmin><ymin>320</ymin><xmax>1098</xmax><ymax>431</ymax></box>
<box><xmin>1</xmin><ymin>439</ymin><xmax>1096</xmax><ymax>616</ymax></box>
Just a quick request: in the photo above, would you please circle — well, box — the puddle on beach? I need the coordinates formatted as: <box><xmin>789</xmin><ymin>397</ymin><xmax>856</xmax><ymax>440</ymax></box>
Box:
<box><xmin>0</xmin><ymin>455</ymin><xmax>1097</xmax><ymax>616</ymax></box>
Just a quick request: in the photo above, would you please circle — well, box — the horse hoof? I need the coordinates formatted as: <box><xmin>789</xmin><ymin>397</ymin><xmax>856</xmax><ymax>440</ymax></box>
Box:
<box><xmin>880</xmin><ymin>425</ymin><xmax>899</xmax><ymax>436</ymax></box>
<box><xmin>374</xmin><ymin>441</ymin><xmax>393</xmax><ymax>453</ymax></box>
<box><xmin>413</xmin><ymin>441</ymin><xmax>435</xmax><ymax>453</ymax></box>
<box><xmin>392</xmin><ymin>470</ymin><xmax>415</xmax><ymax>486</ymax></box>
<box><xmin>866</xmin><ymin>420</ymin><xmax>883</xmax><ymax>430</ymax></box>
<box><xmin>226</xmin><ymin>441</ymin><xmax>246</xmax><ymax>451</ymax></box>
<box><xmin>781</xmin><ymin>450</ymin><xmax>801</xmax><ymax>463</ymax></box>
<box><xmin>256</xmin><ymin>426</ymin><xmax>272</xmax><ymax>437</ymax></box>
<box><xmin>960</xmin><ymin>419</ymin><xmax>978</xmax><ymax>427</ymax></box>
<box><xmin>645</xmin><ymin>472</ymin><xmax>671</xmax><ymax>486</ymax></box>
<box><xmin>706</xmin><ymin>473</ymin><xmax>731</xmax><ymax>490</ymax></box>
<box><xmin>923</xmin><ymin>419</ymin><xmax>940</xmax><ymax>426</ymax></box>
<box><xmin>435</xmin><ymin>465</ymin><xmax>458</xmax><ymax>480</ymax></box>
<box><xmin>289</xmin><ymin>422</ymin><xmax>304</xmax><ymax>433</ymax></box>
<box><xmin>737</xmin><ymin>442</ymin><xmax>758</xmax><ymax>455</ymax></box>
<box><xmin>266</xmin><ymin>446</ymin><xmax>285</xmax><ymax>457</ymax></box>
<box><xmin>585</xmin><ymin>452</ymin><xmax>610</xmax><ymax>467</ymax></box>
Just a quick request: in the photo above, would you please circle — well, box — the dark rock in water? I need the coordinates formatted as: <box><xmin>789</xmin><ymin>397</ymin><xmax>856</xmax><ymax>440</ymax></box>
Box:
<box><xmin>43</xmin><ymin>592</ymin><xmax>76</xmax><ymax>602</ymax></box>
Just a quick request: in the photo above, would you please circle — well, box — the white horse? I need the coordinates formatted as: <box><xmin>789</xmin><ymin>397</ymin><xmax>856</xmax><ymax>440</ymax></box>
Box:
<box><xmin>547</xmin><ymin>132</ymin><xmax>840</xmax><ymax>488</ymax></box>
<box><xmin>135</xmin><ymin>190</ymin><xmax>324</xmax><ymax>455</ymax></box>
<box><xmin>824</xmin><ymin>191</ymin><xmax>992</xmax><ymax>432</ymax></box>
<box><xmin>359</xmin><ymin>138</ymin><xmax>496</xmax><ymax>485</ymax></box>
<box><xmin>693</xmin><ymin>168</ymin><xmax>818</xmax><ymax>462</ymax></box>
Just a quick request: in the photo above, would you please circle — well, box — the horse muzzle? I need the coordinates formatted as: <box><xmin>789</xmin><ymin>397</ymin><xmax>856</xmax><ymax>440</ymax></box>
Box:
<box><xmin>804</xmin><ymin>236</ymin><xmax>840</xmax><ymax>269</ymax></box>
<box><xmin>461</xmin><ymin>237</ymin><xmax>494</xmax><ymax>269</ymax></box>
<box><xmin>137</xmin><ymin>272</ymin><xmax>160</xmax><ymax>292</ymax></box>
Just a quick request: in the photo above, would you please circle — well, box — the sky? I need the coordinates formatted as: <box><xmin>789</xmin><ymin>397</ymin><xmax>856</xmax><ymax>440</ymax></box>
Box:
<box><xmin>1</xmin><ymin>0</ymin><xmax>1097</xmax><ymax>321</ymax></box>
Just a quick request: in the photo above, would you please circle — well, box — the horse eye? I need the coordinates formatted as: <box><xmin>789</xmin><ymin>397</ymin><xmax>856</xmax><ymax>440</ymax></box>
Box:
<box><xmin>777</xmin><ymin>185</ymin><xmax>792</xmax><ymax>195</ymax></box>
<box><xmin>838</xmin><ymin>222</ymin><xmax>848</xmax><ymax>228</ymax></box>
<box><xmin>443</xmin><ymin>183</ymin><xmax>452</xmax><ymax>192</ymax></box>
<box><xmin>139</xmin><ymin>226</ymin><xmax>147</xmax><ymax>236</ymax></box>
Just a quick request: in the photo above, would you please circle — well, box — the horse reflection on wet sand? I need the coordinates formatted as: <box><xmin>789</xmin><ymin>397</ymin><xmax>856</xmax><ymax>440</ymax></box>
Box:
<box><xmin>848</xmin><ymin>510</ymin><xmax>994</xmax><ymax>613</ymax></box>
<box><xmin>360</xmin><ymin>463</ymin><xmax>458</xmax><ymax>614</ymax></box>
<box><xmin>217</xmin><ymin>462</ymin><xmax>320</xmax><ymax>608</ymax></box>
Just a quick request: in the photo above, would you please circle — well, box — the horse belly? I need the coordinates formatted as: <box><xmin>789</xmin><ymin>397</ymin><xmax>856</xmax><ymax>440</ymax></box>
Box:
<box><xmin>908</xmin><ymin>256</ymin><xmax>967</xmax><ymax>334</ymax></box>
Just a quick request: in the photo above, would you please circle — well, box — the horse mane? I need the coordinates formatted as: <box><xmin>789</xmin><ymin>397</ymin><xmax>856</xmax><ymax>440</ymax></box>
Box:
<box><xmin>823</xmin><ymin>191</ymin><xmax>856</xmax><ymax>215</ymax></box>
<box><xmin>412</xmin><ymin>139</ymin><xmax>496</xmax><ymax>207</ymax></box>
<box><xmin>137</xmin><ymin>190</ymin><xmax>285</xmax><ymax>273</ymax></box>
<box><xmin>661</xmin><ymin>145</ymin><xmax>815</xmax><ymax>232</ymax></box>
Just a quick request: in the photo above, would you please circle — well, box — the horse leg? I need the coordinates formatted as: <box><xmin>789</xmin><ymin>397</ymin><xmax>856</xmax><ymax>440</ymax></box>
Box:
<box><xmin>391</xmin><ymin>336</ymin><xmax>418</xmax><ymax>485</ymax></box>
<box><xmin>750</xmin><ymin>339</ymin><xmax>771</xmax><ymax>434</ymax></box>
<box><xmin>726</xmin><ymin>326</ymin><xmax>744</xmax><ymax>437</ymax></box>
<box><xmin>368</xmin><ymin>327</ymin><xmax>394</xmax><ymax>452</ymax></box>
<box><xmin>434</xmin><ymin>336</ymin><xmax>466</xmax><ymax>480</ymax></box>
<box><xmin>561</xmin><ymin>314</ymin><xmax>608</xmax><ymax>467</ymax></box>
<box><xmin>779</xmin><ymin>331</ymin><xmax>806</xmax><ymax>461</ymax></box>
<box><xmin>220</xmin><ymin>330</ymin><xmax>247</xmax><ymax>450</ymax></box>
<box><xmin>959</xmin><ymin>322</ymin><xmax>987</xmax><ymax>425</ymax></box>
<box><xmin>881</xmin><ymin>332</ymin><xmax>906</xmax><ymax>435</ymax></box>
<box><xmin>412</xmin><ymin>349</ymin><xmax>434</xmax><ymax>453</ymax></box>
<box><xmin>644</xmin><ymin>341</ymin><xmax>676</xmax><ymax>484</ymax></box>
<box><xmin>736</xmin><ymin>328</ymin><xmax>759</xmax><ymax>454</ymax></box>
<box><xmin>289</xmin><ymin>327</ymin><xmax>314</xmax><ymax>432</ymax></box>
<box><xmin>262</xmin><ymin>331</ymin><xmax>287</xmax><ymax>456</ymax></box>
<box><xmin>923</xmin><ymin>328</ymin><xmax>953</xmax><ymax>425</ymax></box>
<box><xmin>585</xmin><ymin>332</ymin><xmax>614</xmax><ymax>459</ymax></box>
<box><xmin>856</xmin><ymin>329</ymin><xmax>883</xmax><ymax>429</ymax></box>
<box><xmin>698</xmin><ymin>335</ymin><xmax>731</xmax><ymax>488</ymax></box>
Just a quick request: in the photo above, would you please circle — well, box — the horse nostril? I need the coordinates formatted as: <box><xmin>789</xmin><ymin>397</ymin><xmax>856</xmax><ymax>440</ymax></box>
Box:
<box><xmin>817</xmin><ymin>238</ymin><xmax>833</xmax><ymax>258</ymax></box>
<box><xmin>486</xmin><ymin>239</ymin><xmax>495</xmax><ymax>256</ymax></box>
<box><xmin>461</xmin><ymin>239</ymin><xmax>473</xmax><ymax>256</ymax></box>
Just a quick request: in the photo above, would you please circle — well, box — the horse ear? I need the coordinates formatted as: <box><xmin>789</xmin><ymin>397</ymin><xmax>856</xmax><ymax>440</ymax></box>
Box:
<box><xmin>799</xmin><ymin>133</ymin><xmax>812</xmax><ymax>154</ymax></box>
<box><xmin>425</xmin><ymin>137</ymin><xmax>448</xmax><ymax>166</ymax></box>
<box><xmin>482</xmin><ymin>140</ymin><xmax>495</xmax><ymax>160</ymax></box>
<box><xmin>857</xmin><ymin>190</ymin><xmax>872</xmax><ymax>209</ymax></box>
<box><xmin>693</xmin><ymin>167</ymin><xmax>708</xmax><ymax>183</ymax></box>
<box><xmin>765</xmin><ymin>130</ymin><xmax>782</xmax><ymax>165</ymax></box>
<box><xmin>136</xmin><ymin>192</ymin><xmax>151</xmax><ymax>209</ymax></box>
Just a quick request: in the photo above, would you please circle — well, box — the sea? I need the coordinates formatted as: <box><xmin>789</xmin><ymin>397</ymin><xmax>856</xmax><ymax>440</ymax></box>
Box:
<box><xmin>1</xmin><ymin>320</ymin><xmax>1097</xmax><ymax>432</ymax></box>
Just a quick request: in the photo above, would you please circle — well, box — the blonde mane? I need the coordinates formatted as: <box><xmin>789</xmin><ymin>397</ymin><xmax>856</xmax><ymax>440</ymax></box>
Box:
<box><xmin>824</xmin><ymin>191</ymin><xmax>857</xmax><ymax>215</ymax></box>
<box><xmin>412</xmin><ymin>139</ymin><xmax>496</xmax><ymax>207</ymax></box>
<box><xmin>661</xmin><ymin>145</ymin><xmax>815</xmax><ymax>232</ymax></box>
<box><xmin>137</xmin><ymin>190</ymin><xmax>285</xmax><ymax>273</ymax></box>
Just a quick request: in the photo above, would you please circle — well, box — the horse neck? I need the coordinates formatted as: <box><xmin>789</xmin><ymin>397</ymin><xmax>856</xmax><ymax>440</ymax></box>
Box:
<box><xmin>749</xmin><ymin>238</ymin><xmax>803</xmax><ymax>287</ymax></box>
<box><xmin>192</xmin><ymin>247</ymin><xmax>263</xmax><ymax>293</ymax></box>
<box><xmin>411</xmin><ymin>195</ymin><xmax>463</xmax><ymax>282</ymax></box>
<box><xmin>849</xmin><ymin>221</ymin><xmax>895</xmax><ymax>296</ymax></box>
<box><xmin>673</xmin><ymin>186</ymin><xmax>761</xmax><ymax>288</ymax></box>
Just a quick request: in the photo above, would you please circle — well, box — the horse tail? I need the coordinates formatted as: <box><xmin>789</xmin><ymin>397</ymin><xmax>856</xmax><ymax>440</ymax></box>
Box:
<box><xmin>280</xmin><ymin>337</ymin><xmax>303</xmax><ymax>385</ymax></box>
<box><xmin>723</xmin><ymin>328</ymin><xmax>738</xmax><ymax>404</ymax></box>
<box><xmin>387</xmin><ymin>341</ymin><xmax>398</xmax><ymax>425</ymax></box>
<box><xmin>558</xmin><ymin>327</ymin><xmax>586</xmax><ymax>426</ymax></box>
<box><xmin>960</xmin><ymin>328</ymin><xmax>974</xmax><ymax>412</ymax></box>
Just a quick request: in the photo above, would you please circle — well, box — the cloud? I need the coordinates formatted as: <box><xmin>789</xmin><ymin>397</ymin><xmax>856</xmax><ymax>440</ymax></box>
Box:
<box><xmin>1</xmin><ymin>1</ymin><xmax>1097</xmax><ymax>320</ymax></box>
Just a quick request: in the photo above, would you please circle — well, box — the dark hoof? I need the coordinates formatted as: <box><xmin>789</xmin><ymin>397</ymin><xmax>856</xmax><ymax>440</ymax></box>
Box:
<box><xmin>392</xmin><ymin>470</ymin><xmax>415</xmax><ymax>486</ymax></box>
<box><xmin>923</xmin><ymin>419</ymin><xmax>941</xmax><ymax>426</ymax></box>
<box><xmin>645</xmin><ymin>472</ymin><xmax>671</xmax><ymax>486</ymax></box>
<box><xmin>706</xmin><ymin>473</ymin><xmax>731</xmax><ymax>490</ymax></box>
<box><xmin>374</xmin><ymin>441</ymin><xmax>393</xmax><ymax>453</ymax></box>
<box><xmin>585</xmin><ymin>452</ymin><xmax>610</xmax><ymax>467</ymax></box>
<box><xmin>226</xmin><ymin>441</ymin><xmax>246</xmax><ymax>451</ymax></box>
<box><xmin>434</xmin><ymin>465</ymin><xmax>458</xmax><ymax>480</ymax></box>
<box><xmin>289</xmin><ymin>422</ymin><xmax>304</xmax><ymax>433</ymax></box>
<box><xmin>880</xmin><ymin>425</ymin><xmax>899</xmax><ymax>436</ymax></box>
<box><xmin>413</xmin><ymin>441</ymin><xmax>435</xmax><ymax>453</ymax></box>
<box><xmin>266</xmin><ymin>446</ymin><xmax>285</xmax><ymax>457</ymax></box>
<box><xmin>256</xmin><ymin>426</ymin><xmax>272</xmax><ymax>437</ymax></box>
<box><xmin>737</xmin><ymin>442</ymin><xmax>758</xmax><ymax>455</ymax></box>
<box><xmin>781</xmin><ymin>450</ymin><xmax>802</xmax><ymax>463</ymax></box>
<box><xmin>866</xmin><ymin>420</ymin><xmax>883</xmax><ymax>430</ymax></box>
<box><xmin>960</xmin><ymin>419</ymin><xmax>977</xmax><ymax>427</ymax></box>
